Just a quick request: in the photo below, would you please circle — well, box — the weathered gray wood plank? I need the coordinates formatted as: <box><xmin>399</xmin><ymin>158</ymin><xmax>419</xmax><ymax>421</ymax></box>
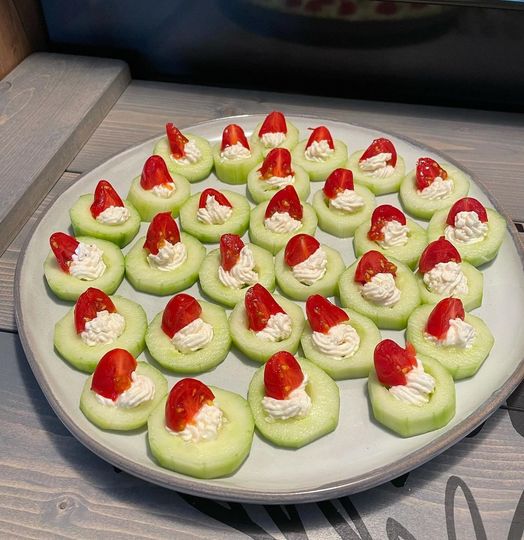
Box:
<box><xmin>0</xmin><ymin>53</ymin><xmax>130</xmax><ymax>257</ymax></box>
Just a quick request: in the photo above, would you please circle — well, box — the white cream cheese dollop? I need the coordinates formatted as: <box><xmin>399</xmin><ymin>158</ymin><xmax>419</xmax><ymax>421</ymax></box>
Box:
<box><xmin>173</xmin><ymin>139</ymin><xmax>201</xmax><ymax>165</ymax></box>
<box><xmin>147</xmin><ymin>241</ymin><xmax>187</xmax><ymax>271</ymax></box>
<box><xmin>418</xmin><ymin>176</ymin><xmax>454</xmax><ymax>200</ymax></box>
<box><xmin>445</xmin><ymin>211</ymin><xmax>488</xmax><ymax>244</ymax></box>
<box><xmin>69</xmin><ymin>242</ymin><xmax>106</xmax><ymax>280</ymax></box>
<box><xmin>264</xmin><ymin>211</ymin><xmax>302</xmax><ymax>234</ymax></box>
<box><xmin>218</xmin><ymin>245</ymin><xmax>258</xmax><ymax>289</ymax></box>
<box><xmin>312</xmin><ymin>323</ymin><xmax>360</xmax><ymax>359</ymax></box>
<box><xmin>262</xmin><ymin>174</ymin><xmax>295</xmax><ymax>189</ymax></box>
<box><xmin>388</xmin><ymin>359</ymin><xmax>436</xmax><ymax>406</ymax></box>
<box><xmin>96</xmin><ymin>205</ymin><xmax>130</xmax><ymax>225</ymax></box>
<box><xmin>150</xmin><ymin>182</ymin><xmax>176</xmax><ymax>198</ymax></box>
<box><xmin>256</xmin><ymin>312</ymin><xmax>292</xmax><ymax>342</ymax></box>
<box><xmin>377</xmin><ymin>220</ymin><xmax>409</xmax><ymax>248</ymax></box>
<box><xmin>196</xmin><ymin>195</ymin><xmax>233</xmax><ymax>225</ymax></box>
<box><xmin>423</xmin><ymin>261</ymin><xmax>468</xmax><ymax>296</ymax></box>
<box><xmin>425</xmin><ymin>317</ymin><xmax>476</xmax><ymax>349</ymax></box>
<box><xmin>291</xmin><ymin>247</ymin><xmax>327</xmax><ymax>286</ymax></box>
<box><xmin>221</xmin><ymin>142</ymin><xmax>251</xmax><ymax>161</ymax></box>
<box><xmin>261</xmin><ymin>132</ymin><xmax>286</xmax><ymax>148</ymax></box>
<box><xmin>304</xmin><ymin>140</ymin><xmax>334</xmax><ymax>162</ymax></box>
<box><xmin>359</xmin><ymin>153</ymin><xmax>395</xmax><ymax>178</ymax></box>
<box><xmin>262</xmin><ymin>374</ymin><xmax>311</xmax><ymax>420</ymax></box>
<box><xmin>360</xmin><ymin>272</ymin><xmax>401</xmax><ymax>307</ymax></box>
<box><xmin>168</xmin><ymin>403</ymin><xmax>224</xmax><ymax>443</ymax></box>
<box><xmin>329</xmin><ymin>189</ymin><xmax>365</xmax><ymax>213</ymax></box>
<box><xmin>94</xmin><ymin>371</ymin><xmax>156</xmax><ymax>408</ymax></box>
<box><xmin>172</xmin><ymin>317</ymin><xmax>213</xmax><ymax>353</ymax></box>
<box><xmin>80</xmin><ymin>310</ymin><xmax>125</xmax><ymax>346</ymax></box>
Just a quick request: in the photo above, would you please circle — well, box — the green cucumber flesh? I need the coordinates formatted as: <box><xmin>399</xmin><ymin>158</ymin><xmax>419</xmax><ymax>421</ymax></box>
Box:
<box><xmin>291</xmin><ymin>139</ymin><xmax>348</xmax><ymax>182</ymax></box>
<box><xmin>247</xmin><ymin>163</ymin><xmax>310</xmax><ymax>203</ymax></box>
<box><xmin>248</xmin><ymin>120</ymin><xmax>300</xmax><ymax>156</ymax></box>
<box><xmin>212</xmin><ymin>143</ymin><xmax>263</xmax><ymax>185</ymax></box>
<box><xmin>347</xmin><ymin>151</ymin><xmax>405</xmax><ymax>195</ymax></box>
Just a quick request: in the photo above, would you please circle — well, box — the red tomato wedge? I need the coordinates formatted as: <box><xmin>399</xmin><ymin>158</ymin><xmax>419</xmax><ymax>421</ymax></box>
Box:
<box><xmin>90</xmin><ymin>180</ymin><xmax>125</xmax><ymax>218</ymax></box>
<box><xmin>221</xmin><ymin>124</ymin><xmax>250</xmax><ymax>151</ymax></box>
<box><xmin>368</xmin><ymin>204</ymin><xmax>407</xmax><ymax>242</ymax></box>
<box><xmin>258</xmin><ymin>111</ymin><xmax>287</xmax><ymax>136</ymax></box>
<box><xmin>306</xmin><ymin>294</ymin><xmax>349</xmax><ymax>334</ymax></box>
<box><xmin>220</xmin><ymin>233</ymin><xmax>245</xmax><ymax>271</ymax></box>
<box><xmin>446</xmin><ymin>197</ymin><xmax>488</xmax><ymax>226</ymax></box>
<box><xmin>50</xmin><ymin>232</ymin><xmax>79</xmax><ymax>272</ymax></box>
<box><xmin>354</xmin><ymin>250</ymin><xmax>397</xmax><ymax>284</ymax></box>
<box><xmin>264</xmin><ymin>351</ymin><xmax>304</xmax><ymax>400</ymax></box>
<box><xmin>416</xmin><ymin>157</ymin><xmax>448</xmax><ymax>190</ymax></box>
<box><xmin>198</xmin><ymin>188</ymin><xmax>232</xmax><ymax>209</ymax></box>
<box><xmin>165</xmin><ymin>378</ymin><xmax>215</xmax><ymax>432</ymax></box>
<box><xmin>418</xmin><ymin>236</ymin><xmax>462</xmax><ymax>274</ymax></box>
<box><xmin>91</xmin><ymin>348</ymin><xmax>137</xmax><ymax>401</ymax></box>
<box><xmin>374</xmin><ymin>339</ymin><xmax>417</xmax><ymax>387</ymax></box>
<box><xmin>359</xmin><ymin>138</ymin><xmax>397</xmax><ymax>167</ymax></box>
<box><xmin>265</xmin><ymin>185</ymin><xmax>303</xmax><ymax>220</ymax></box>
<box><xmin>284</xmin><ymin>234</ymin><xmax>320</xmax><ymax>267</ymax></box>
<box><xmin>306</xmin><ymin>126</ymin><xmax>334</xmax><ymax>150</ymax></box>
<box><xmin>143</xmin><ymin>212</ymin><xmax>181</xmax><ymax>255</ymax></box>
<box><xmin>140</xmin><ymin>155</ymin><xmax>174</xmax><ymax>190</ymax></box>
<box><xmin>244</xmin><ymin>283</ymin><xmax>285</xmax><ymax>332</ymax></box>
<box><xmin>426</xmin><ymin>297</ymin><xmax>465</xmax><ymax>340</ymax></box>
<box><xmin>161</xmin><ymin>293</ymin><xmax>202</xmax><ymax>339</ymax></box>
<box><xmin>258</xmin><ymin>148</ymin><xmax>294</xmax><ymax>180</ymax></box>
<box><xmin>74</xmin><ymin>287</ymin><xmax>117</xmax><ymax>333</ymax></box>
<box><xmin>166</xmin><ymin>123</ymin><xmax>189</xmax><ymax>159</ymax></box>
<box><xmin>323</xmin><ymin>168</ymin><xmax>355</xmax><ymax>199</ymax></box>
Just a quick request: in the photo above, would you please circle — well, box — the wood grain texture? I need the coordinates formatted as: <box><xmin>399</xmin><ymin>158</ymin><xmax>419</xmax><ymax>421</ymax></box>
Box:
<box><xmin>0</xmin><ymin>0</ymin><xmax>33</xmax><ymax>79</ymax></box>
<box><xmin>0</xmin><ymin>53</ymin><xmax>130</xmax><ymax>258</ymax></box>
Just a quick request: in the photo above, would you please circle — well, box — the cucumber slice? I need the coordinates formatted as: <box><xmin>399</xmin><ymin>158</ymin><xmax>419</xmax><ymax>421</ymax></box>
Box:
<box><xmin>368</xmin><ymin>354</ymin><xmax>456</xmax><ymax>437</ymax></box>
<box><xmin>248</xmin><ymin>201</ymin><xmax>318</xmax><ymax>255</ymax></box>
<box><xmin>54</xmin><ymin>296</ymin><xmax>147</xmax><ymax>373</ymax></box>
<box><xmin>247</xmin><ymin>358</ymin><xmax>339</xmax><ymax>448</ymax></box>
<box><xmin>145</xmin><ymin>301</ymin><xmax>231</xmax><ymax>373</ymax></box>
<box><xmin>125</xmin><ymin>232</ymin><xmax>205</xmax><ymax>296</ymax></box>
<box><xmin>229</xmin><ymin>295</ymin><xmax>305</xmax><ymax>363</ymax></box>
<box><xmin>199</xmin><ymin>244</ymin><xmax>275</xmax><ymax>308</ymax></box>
<box><xmin>249</xmin><ymin>120</ymin><xmax>300</xmax><ymax>156</ymax></box>
<box><xmin>69</xmin><ymin>195</ymin><xmax>141</xmax><ymax>248</ymax></box>
<box><xmin>247</xmin><ymin>163</ymin><xmax>310</xmax><ymax>203</ymax></box>
<box><xmin>339</xmin><ymin>256</ymin><xmax>421</xmax><ymax>330</ymax></box>
<box><xmin>126</xmin><ymin>175</ymin><xmax>191</xmax><ymax>222</ymax></box>
<box><xmin>179</xmin><ymin>190</ymin><xmax>251</xmax><ymax>243</ymax></box>
<box><xmin>416</xmin><ymin>262</ymin><xmax>483</xmax><ymax>312</ymax></box>
<box><xmin>312</xmin><ymin>185</ymin><xmax>375</xmax><ymax>238</ymax></box>
<box><xmin>427</xmin><ymin>208</ymin><xmax>506</xmax><ymax>267</ymax></box>
<box><xmin>406</xmin><ymin>305</ymin><xmax>494</xmax><ymax>380</ymax></box>
<box><xmin>347</xmin><ymin>151</ymin><xmax>406</xmax><ymax>195</ymax></box>
<box><xmin>148</xmin><ymin>386</ymin><xmax>255</xmax><ymax>479</ymax></box>
<box><xmin>353</xmin><ymin>218</ymin><xmax>428</xmax><ymax>270</ymax></box>
<box><xmin>399</xmin><ymin>165</ymin><xmax>470</xmax><ymax>220</ymax></box>
<box><xmin>44</xmin><ymin>236</ymin><xmax>125</xmax><ymax>302</ymax></box>
<box><xmin>80</xmin><ymin>362</ymin><xmax>168</xmax><ymax>430</ymax></box>
<box><xmin>153</xmin><ymin>134</ymin><xmax>214</xmax><ymax>182</ymax></box>
<box><xmin>300</xmin><ymin>309</ymin><xmax>382</xmax><ymax>379</ymax></box>
<box><xmin>274</xmin><ymin>245</ymin><xmax>345</xmax><ymax>301</ymax></box>
<box><xmin>291</xmin><ymin>140</ymin><xmax>348</xmax><ymax>182</ymax></box>
<box><xmin>212</xmin><ymin>144</ymin><xmax>263</xmax><ymax>185</ymax></box>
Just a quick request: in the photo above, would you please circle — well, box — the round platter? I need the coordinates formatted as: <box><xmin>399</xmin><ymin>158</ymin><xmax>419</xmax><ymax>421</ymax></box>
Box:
<box><xmin>15</xmin><ymin>114</ymin><xmax>524</xmax><ymax>504</ymax></box>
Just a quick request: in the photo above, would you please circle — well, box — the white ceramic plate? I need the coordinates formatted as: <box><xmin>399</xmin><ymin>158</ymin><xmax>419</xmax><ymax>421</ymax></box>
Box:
<box><xmin>15</xmin><ymin>115</ymin><xmax>524</xmax><ymax>504</ymax></box>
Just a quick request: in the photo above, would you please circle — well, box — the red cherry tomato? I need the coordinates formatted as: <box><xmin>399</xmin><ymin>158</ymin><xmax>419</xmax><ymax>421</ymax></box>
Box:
<box><xmin>258</xmin><ymin>111</ymin><xmax>287</xmax><ymax>136</ymax></box>
<box><xmin>374</xmin><ymin>340</ymin><xmax>417</xmax><ymax>387</ymax></box>
<box><xmin>418</xmin><ymin>236</ymin><xmax>462</xmax><ymax>274</ymax></box>
<box><xmin>143</xmin><ymin>212</ymin><xmax>181</xmax><ymax>255</ymax></box>
<box><xmin>166</xmin><ymin>123</ymin><xmax>189</xmax><ymax>159</ymax></box>
<box><xmin>221</xmin><ymin>124</ymin><xmax>250</xmax><ymax>151</ymax></box>
<box><xmin>416</xmin><ymin>157</ymin><xmax>448</xmax><ymax>190</ymax></box>
<box><xmin>258</xmin><ymin>148</ymin><xmax>294</xmax><ymax>180</ymax></box>
<box><xmin>284</xmin><ymin>234</ymin><xmax>320</xmax><ymax>267</ymax></box>
<box><xmin>220</xmin><ymin>233</ymin><xmax>245</xmax><ymax>271</ymax></box>
<box><xmin>368</xmin><ymin>204</ymin><xmax>407</xmax><ymax>242</ymax></box>
<box><xmin>375</xmin><ymin>1</ymin><xmax>398</xmax><ymax>15</ymax></box>
<box><xmin>265</xmin><ymin>185</ymin><xmax>303</xmax><ymax>220</ymax></box>
<box><xmin>165</xmin><ymin>378</ymin><xmax>215</xmax><ymax>432</ymax></box>
<box><xmin>359</xmin><ymin>138</ymin><xmax>397</xmax><ymax>167</ymax></box>
<box><xmin>90</xmin><ymin>180</ymin><xmax>125</xmax><ymax>218</ymax></box>
<box><xmin>91</xmin><ymin>348</ymin><xmax>137</xmax><ymax>401</ymax></box>
<box><xmin>264</xmin><ymin>351</ymin><xmax>304</xmax><ymax>400</ymax></box>
<box><xmin>305</xmin><ymin>126</ymin><xmax>334</xmax><ymax>150</ymax></box>
<box><xmin>198</xmin><ymin>188</ymin><xmax>232</xmax><ymax>209</ymax></box>
<box><xmin>74</xmin><ymin>287</ymin><xmax>117</xmax><ymax>333</ymax></box>
<box><xmin>354</xmin><ymin>250</ymin><xmax>397</xmax><ymax>284</ymax></box>
<box><xmin>140</xmin><ymin>155</ymin><xmax>173</xmax><ymax>190</ymax></box>
<box><xmin>446</xmin><ymin>197</ymin><xmax>488</xmax><ymax>226</ymax></box>
<box><xmin>161</xmin><ymin>293</ymin><xmax>202</xmax><ymax>339</ymax></box>
<box><xmin>323</xmin><ymin>168</ymin><xmax>355</xmax><ymax>199</ymax></box>
<box><xmin>244</xmin><ymin>283</ymin><xmax>285</xmax><ymax>332</ymax></box>
<box><xmin>49</xmin><ymin>232</ymin><xmax>79</xmax><ymax>273</ymax></box>
<box><xmin>306</xmin><ymin>294</ymin><xmax>349</xmax><ymax>334</ymax></box>
<box><xmin>426</xmin><ymin>298</ymin><xmax>465</xmax><ymax>340</ymax></box>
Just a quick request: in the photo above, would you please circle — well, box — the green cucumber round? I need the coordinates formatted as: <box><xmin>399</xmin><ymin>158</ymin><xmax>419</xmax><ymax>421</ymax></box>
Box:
<box><xmin>249</xmin><ymin>120</ymin><xmax>300</xmax><ymax>156</ymax></box>
<box><xmin>212</xmin><ymin>143</ymin><xmax>263</xmax><ymax>185</ymax></box>
<box><xmin>246</xmin><ymin>163</ymin><xmax>310</xmax><ymax>203</ymax></box>
<box><xmin>347</xmin><ymin>151</ymin><xmax>406</xmax><ymax>195</ymax></box>
<box><xmin>291</xmin><ymin>139</ymin><xmax>348</xmax><ymax>182</ymax></box>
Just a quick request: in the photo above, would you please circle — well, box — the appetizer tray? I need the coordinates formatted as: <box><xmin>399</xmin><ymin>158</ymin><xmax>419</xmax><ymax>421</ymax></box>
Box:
<box><xmin>15</xmin><ymin>115</ymin><xmax>524</xmax><ymax>504</ymax></box>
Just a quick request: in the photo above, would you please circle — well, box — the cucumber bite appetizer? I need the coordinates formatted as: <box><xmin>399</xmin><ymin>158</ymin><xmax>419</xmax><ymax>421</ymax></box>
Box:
<box><xmin>229</xmin><ymin>283</ymin><xmax>305</xmax><ymax>363</ymax></box>
<box><xmin>127</xmin><ymin>155</ymin><xmax>191</xmax><ymax>221</ymax></box>
<box><xmin>54</xmin><ymin>287</ymin><xmax>147</xmax><ymax>372</ymax></box>
<box><xmin>348</xmin><ymin>138</ymin><xmax>405</xmax><ymax>195</ymax></box>
<box><xmin>368</xmin><ymin>340</ymin><xmax>455</xmax><ymax>437</ymax></box>
<box><xmin>291</xmin><ymin>125</ymin><xmax>348</xmax><ymax>182</ymax></box>
<box><xmin>148</xmin><ymin>378</ymin><xmax>254</xmax><ymax>479</ymax></box>
<box><xmin>353</xmin><ymin>204</ymin><xmax>427</xmax><ymax>269</ymax></box>
<box><xmin>199</xmin><ymin>234</ymin><xmax>275</xmax><ymax>308</ymax></box>
<box><xmin>70</xmin><ymin>180</ymin><xmax>141</xmax><ymax>247</ymax></box>
<box><xmin>274</xmin><ymin>234</ymin><xmax>345</xmax><ymax>300</ymax></box>
<box><xmin>247</xmin><ymin>351</ymin><xmax>339</xmax><ymax>448</ymax></box>
<box><xmin>45</xmin><ymin>232</ymin><xmax>125</xmax><ymax>301</ymax></box>
<box><xmin>312</xmin><ymin>168</ymin><xmax>375</xmax><ymax>238</ymax></box>
<box><xmin>146</xmin><ymin>293</ymin><xmax>231</xmax><ymax>373</ymax></box>
<box><xmin>179</xmin><ymin>188</ymin><xmax>250</xmax><ymax>243</ymax></box>
<box><xmin>80</xmin><ymin>348</ymin><xmax>167</xmax><ymax>431</ymax></box>
<box><xmin>213</xmin><ymin>124</ymin><xmax>263</xmax><ymax>184</ymax></box>
<box><xmin>247</xmin><ymin>148</ymin><xmax>310</xmax><ymax>203</ymax></box>
<box><xmin>427</xmin><ymin>197</ymin><xmax>506</xmax><ymax>267</ymax></box>
<box><xmin>301</xmin><ymin>295</ymin><xmax>381</xmax><ymax>379</ymax></box>
<box><xmin>416</xmin><ymin>236</ymin><xmax>483</xmax><ymax>311</ymax></box>
<box><xmin>249</xmin><ymin>111</ymin><xmax>299</xmax><ymax>156</ymax></box>
<box><xmin>339</xmin><ymin>251</ymin><xmax>420</xmax><ymax>330</ymax></box>
<box><xmin>406</xmin><ymin>298</ymin><xmax>494</xmax><ymax>380</ymax></box>
<box><xmin>249</xmin><ymin>185</ymin><xmax>318</xmax><ymax>254</ymax></box>
<box><xmin>153</xmin><ymin>123</ymin><xmax>213</xmax><ymax>182</ymax></box>
<box><xmin>125</xmin><ymin>212</ymin><xmax>205</xmax><ymax>295</ymax></box>
<box><xmin>399</xmin><ymin>157</ymin><xmax>470</xmax><ymax>220</ymax></box>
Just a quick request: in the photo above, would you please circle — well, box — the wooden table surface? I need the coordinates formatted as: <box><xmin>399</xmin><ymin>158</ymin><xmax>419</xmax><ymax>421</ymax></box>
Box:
<box><xmin>1</xmin><ymin>68</ymin><xmax>523</xmax><ymax>539</ymax></box>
